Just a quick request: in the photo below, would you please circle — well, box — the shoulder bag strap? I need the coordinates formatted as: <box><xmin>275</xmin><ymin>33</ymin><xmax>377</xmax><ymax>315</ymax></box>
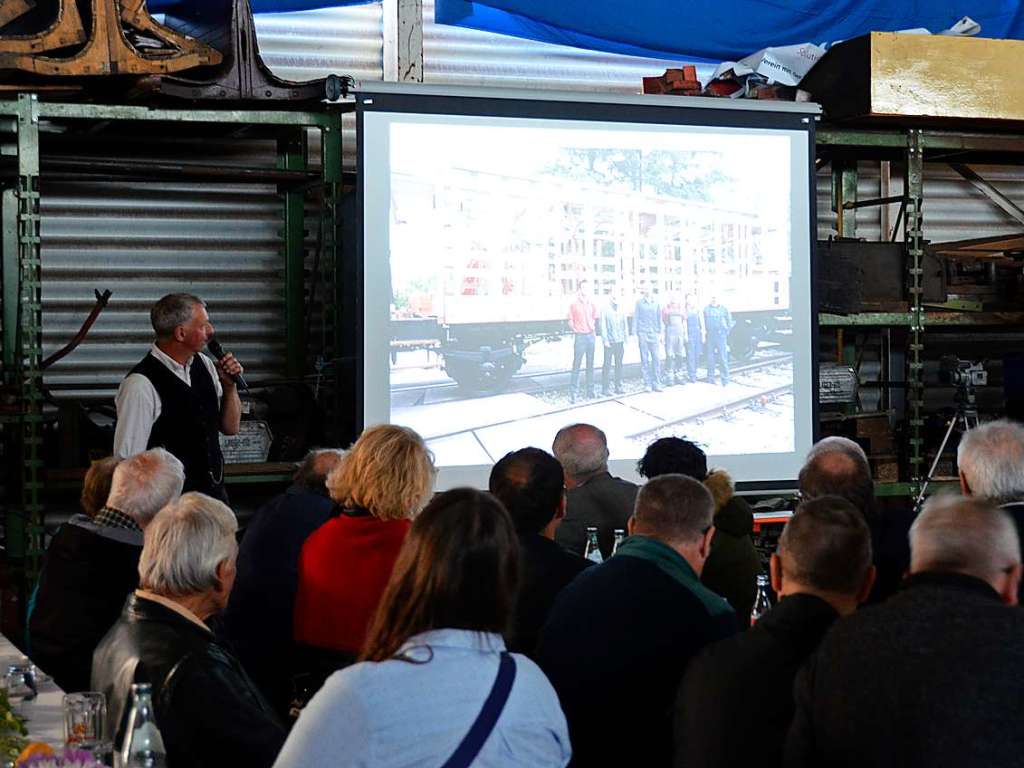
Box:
<box><xmin>440</xmin><ymin>651</ymin><xmax>517</xmax><ymax>768</ymax></box>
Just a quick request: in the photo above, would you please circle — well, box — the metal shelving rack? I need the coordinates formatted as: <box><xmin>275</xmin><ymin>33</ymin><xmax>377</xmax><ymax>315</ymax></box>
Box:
<box><xmin>816</xmin><ymin>123</ymin><xmax>1024</xmax><ymax>497</ymax></box>
<box><xmin>0</xmin><ymin>94</ymin><xmax>346</xmax><ymax>574</ymax></box>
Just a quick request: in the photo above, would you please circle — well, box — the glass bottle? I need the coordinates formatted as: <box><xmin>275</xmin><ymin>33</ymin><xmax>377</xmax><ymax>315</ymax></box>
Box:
<box><xmin>583</xmin><ymin>526</ymin><xmax>603</xmax><ymax>564</ymax></box>
<box><xmin>121</xmin><ymin>683</ymin><xmax>167</xmax><ymax>768</ymax></box>
<box><xmin>750</xmin><ymin>573</ymin><xmax>773</xmax><ymax>626</ymax></box>
<box><xmin>611</xmin><ymin>529</ymin><xmax>626</xmax><ymax>555</ymax></box>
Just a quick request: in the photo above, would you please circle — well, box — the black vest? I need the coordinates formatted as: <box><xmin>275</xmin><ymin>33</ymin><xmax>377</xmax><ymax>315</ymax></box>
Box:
<box><xmin>129</xmin><ymin>352</ymin><xmax>225</xmax><ymax>499</ymax></box>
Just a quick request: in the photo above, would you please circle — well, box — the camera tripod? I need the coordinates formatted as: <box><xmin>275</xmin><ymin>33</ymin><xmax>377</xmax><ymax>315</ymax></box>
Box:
<box><xmin>915</xmin><ymin>387</ymin><xmax>980</xmax><ymax>510</ymax></box>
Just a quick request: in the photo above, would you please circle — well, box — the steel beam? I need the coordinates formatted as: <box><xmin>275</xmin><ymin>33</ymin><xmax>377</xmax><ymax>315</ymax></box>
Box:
<box><xmin>905</xmin><ymin>129</ymin><xmax>925</xmax><ymax>493</ymax></box>
<box><xmin>949</xmin><ymin>162</ymin><xmax>1024</xmax><ymax>228</ymax></box>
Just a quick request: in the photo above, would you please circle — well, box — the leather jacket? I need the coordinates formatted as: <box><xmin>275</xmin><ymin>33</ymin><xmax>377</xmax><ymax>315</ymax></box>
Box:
<box><xmin>92</xmin><ymin>593</ymin><xmax>286</xmax><ymax>768</ymax></box>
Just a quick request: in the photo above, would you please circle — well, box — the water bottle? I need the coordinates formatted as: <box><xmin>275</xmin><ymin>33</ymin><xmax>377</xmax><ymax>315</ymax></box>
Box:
<box><xmin>750</xmin><ymin>573</ymin><xmax>772</xmax><ymax>626</ymax></box>
<box><xmin>583</xmin><ymin>527</ymin><xmax>603</xmax><ymax>564</ymax></box>
<box><xmin>120</xmin><ymin>683</ymin><xmax>167</xmax><ymax>768</ymax></box>
<box><xmin>611</xmin><ymin>529</ymin><xmax>625</xmax><ymax>555</ymax></box>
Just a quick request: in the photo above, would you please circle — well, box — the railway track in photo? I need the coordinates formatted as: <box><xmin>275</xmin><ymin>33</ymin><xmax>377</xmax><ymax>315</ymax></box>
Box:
<box><xmin>392</xmin><ymin>351</ymin><xmax>793</xmax><ymax>408</ymax></box>
<box><xmin>416</xmin><ymin>353</ymin><xmax>794</xmax><ymax>446</ymax></box>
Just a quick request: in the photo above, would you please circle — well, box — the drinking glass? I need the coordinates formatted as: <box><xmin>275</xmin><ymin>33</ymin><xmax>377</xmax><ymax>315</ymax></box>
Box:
<box><xmin>64</xmin><ymin>692</ymin><xmax>113</xmax><ymax>762</ymax></box>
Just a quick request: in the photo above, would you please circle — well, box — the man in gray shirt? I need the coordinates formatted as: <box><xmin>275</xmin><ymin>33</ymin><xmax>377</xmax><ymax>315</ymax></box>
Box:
<box><xmin>634</xmin><ymin>280</ymin><xmax>663</xmax><ymax>392</ymax></box>
<box><xmin>600</xmin><ymin>292</ymin><xmax>629</xmax><ymax>395</ymax></box>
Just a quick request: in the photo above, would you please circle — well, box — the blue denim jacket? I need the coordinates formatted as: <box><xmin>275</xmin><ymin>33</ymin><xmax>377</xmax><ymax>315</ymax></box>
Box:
<box><xmin>273</xmin><ymin>629</ymin><xmax>572</xmax><ymax>768</ymax></box>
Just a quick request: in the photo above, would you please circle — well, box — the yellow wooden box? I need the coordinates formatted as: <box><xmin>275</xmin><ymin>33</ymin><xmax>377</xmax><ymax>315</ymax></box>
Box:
<box><xmin>802</xmin><ymin>31</ymin><xmax>1024</xmax><ymax>124</ymax></box>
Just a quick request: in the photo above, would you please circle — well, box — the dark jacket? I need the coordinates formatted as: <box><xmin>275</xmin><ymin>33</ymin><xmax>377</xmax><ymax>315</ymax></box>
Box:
<box><xmin>29</xmin><ymin>516</ymin><xmax>143</xmax><ymax>692</ymax></box>
<box><xmin>676</xmin><ymin>593</ymin><xmax>838</xmax><ymax>768</ymax></box>
<box><xmin>537</xmin><ymin>536</ymin><xmax>736</xmax><ymax>768</ymax></box>
<box><xmin>555</xmin><ymin>471</ymin><xmax>638</xmax><ymax>559</ymax></box>
<box><xmin>700</xmin><ymin>470</ymin><xmax>761</xmax><ymax>619</ymax></box>
<box><xmin>787</xmin><ymin>572</ymin><xmax>1024</xmax><ymax>768</ymax></box>
<box><xmin>509</xmin><ymin>532</ymin><xmax>592</xmax><ymax>657</ymax></box>
<box><xmin>866</xmin><ymin>505</ymin><xmax>917</xmax><ymax>603</ymax></box>
<box><xmin>92</xmin><ymin>594</ymin><xmax>286</xmax><ymax>768</ymax></box>
<box><xmin>1000</xmin><ymin>501</ymin><xmax>1024</xmax><ymax>602</ymax></box>
<box><xmin>221</xmin><ymin>484</ymin><xmax>335</xmax><ymax>715</ymax></box>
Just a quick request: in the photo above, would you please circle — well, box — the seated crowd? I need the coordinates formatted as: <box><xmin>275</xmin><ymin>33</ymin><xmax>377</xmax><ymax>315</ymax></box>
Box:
<box><xmin>25</xmin><ymin>418</ymin><xmax>1024</xmax><ymax>767</ymax></box>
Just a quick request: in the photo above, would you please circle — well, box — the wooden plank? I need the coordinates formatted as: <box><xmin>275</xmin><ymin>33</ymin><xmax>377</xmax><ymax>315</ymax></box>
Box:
<box><xmin>0</xmin><ymin>0</ymin><xmax>86</xmax><ymax>55</ymax></box>
<box><xmin>0</xmin><ymin>0</ymin><xmax>34</xmax><ymax>30</ymax></box>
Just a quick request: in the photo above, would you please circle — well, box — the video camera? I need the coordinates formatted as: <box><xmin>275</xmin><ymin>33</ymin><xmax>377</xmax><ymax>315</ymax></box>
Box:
<box><xmin>939</xmin><ymin>356</ymin><xmax>987</xmax><ymax>389</ymax></box>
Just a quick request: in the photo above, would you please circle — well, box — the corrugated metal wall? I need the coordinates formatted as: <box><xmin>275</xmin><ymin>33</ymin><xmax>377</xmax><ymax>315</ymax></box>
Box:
<box><xmin>41</xmin><ymin>138</ymin><xmax>287</xmax><ymax>399</ymax></box>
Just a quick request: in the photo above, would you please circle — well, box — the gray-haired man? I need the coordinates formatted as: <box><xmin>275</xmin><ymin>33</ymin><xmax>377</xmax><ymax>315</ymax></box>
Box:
<box><xmin>113</xmin><ymin>293</ymin><xmax>244</xmax><ymax>501</ymax></box>
<box><xmin>958</xmin><ymin>418</ymin><xmax>1024</xmax><ymax>601</ymax></box>
<box><xmin>30</xmin><ymin>448</ymin><xmax>185</xmax><ymax>692</ymax></box>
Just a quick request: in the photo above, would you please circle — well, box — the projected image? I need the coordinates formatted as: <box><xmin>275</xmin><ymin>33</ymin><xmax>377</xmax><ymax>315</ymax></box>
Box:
<box><xmin>385</xmin><ymin>122</ymin><xmax>795</xmax><ymax>468</ymax></box>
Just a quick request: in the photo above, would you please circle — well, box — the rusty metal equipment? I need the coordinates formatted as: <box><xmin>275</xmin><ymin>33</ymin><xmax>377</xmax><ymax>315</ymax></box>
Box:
<box><xmin>0</xmin><ymin>0</ymin><xmax>222</xmax><ymax>76</ymax></box>
<box><xmin>0</xmin><ymin>0</ymin><xmax>86</xmax><ymax>54</ymax></box>
<box><xmin>156</xmin><ymin>0</ymin><xmax>330</xmax><ymax>102</ymax></box>
<box><xmin>0</xmin><ymin>0</ymin><xmax>36</xmax><ymax>29</ymax></box>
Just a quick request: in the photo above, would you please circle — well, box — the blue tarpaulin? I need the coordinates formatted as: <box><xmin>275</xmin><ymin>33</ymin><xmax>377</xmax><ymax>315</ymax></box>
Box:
<box><xmin>149</xmin><ymin>0</ymin><xmax>1024</xmax><ymax>63</ymax></box>
<box><xmin>436</xmin><ymin>0</ymin><xmax>1024</xmax><ymax>61</ymax></box>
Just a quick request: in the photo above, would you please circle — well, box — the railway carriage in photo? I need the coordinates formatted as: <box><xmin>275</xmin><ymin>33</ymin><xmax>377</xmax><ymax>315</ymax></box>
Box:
<box><xmin>390</xmin><ymin>167</ymin><xmax>791</xmax><ymax>393</ymax></box>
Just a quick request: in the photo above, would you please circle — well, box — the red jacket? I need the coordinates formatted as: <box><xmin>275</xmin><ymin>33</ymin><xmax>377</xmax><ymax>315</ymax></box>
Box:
<box><xmin>292</xmin><ymin>512</ymin><xmax>411</xmax><ymax>654</ymax></box>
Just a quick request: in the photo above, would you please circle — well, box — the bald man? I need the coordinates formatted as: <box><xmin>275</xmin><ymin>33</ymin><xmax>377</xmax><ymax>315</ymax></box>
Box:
<box><xmin>799</xmin><ymin>436</ymin><xmax>912</xmax><ymax>602</ymax></box>
<box><xmin>552</xmin><ymin>423</ymin><xmax>638</xmax><ymax>559</ymax></box>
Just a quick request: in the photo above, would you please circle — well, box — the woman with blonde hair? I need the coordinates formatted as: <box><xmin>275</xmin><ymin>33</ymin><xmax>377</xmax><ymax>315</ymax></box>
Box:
<box><xmin>292</xmin><ymin>424</ymin><xmax>435</xmax><ymax>664</ymax></box>
<box><xmin>274</xmin><ymin>488</ymin><xmax>571</xmax><ymax>768</ymax></box>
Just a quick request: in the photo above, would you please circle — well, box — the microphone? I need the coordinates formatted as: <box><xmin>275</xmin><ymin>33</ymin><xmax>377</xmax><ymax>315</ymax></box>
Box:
<box><xmin>206</xmin><ymin>337</ymin><xmax>249</xmax><ymax>391</ymax></box>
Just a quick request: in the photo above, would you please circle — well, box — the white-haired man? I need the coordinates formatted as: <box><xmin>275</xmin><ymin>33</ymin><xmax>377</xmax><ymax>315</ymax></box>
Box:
<box><xmin>113</xmin><ymin>293</ymin><xmax>244</xmax><ymax>501</ymax></box>
<box><xmin>552</xmin><ymin>423</ymin><xmax>638</xmax><ymax>559</ymax></box>
<box><xmin>787</xmin><ymin>496</ymin><xmax>1024</xmax><ymax>767</ymax></box>
<box><xmin>29</xmin><ymin>448</ymin><xmax>184</xmax><ymax>692</ymax></box>
<box><xmin>958</xmin><ymin>419</ymin><xmax>1024</xmax><ymax>600</ymax></box>
<box><xmin>93</xmin><ymin>493</ymin><xmax>285</xmax><ymax>768</ymax></box>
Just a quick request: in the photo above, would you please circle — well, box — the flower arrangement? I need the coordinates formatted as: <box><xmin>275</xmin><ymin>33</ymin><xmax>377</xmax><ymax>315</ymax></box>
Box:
<box><xmin>0</xmin><ymin>688</ymin><xmax>28</xmax><ymax>764</ymax></box>
<box><xmin>15</xmin><ymin>748</ymin><xmax>103</xmax><ymax>768</ymax></box>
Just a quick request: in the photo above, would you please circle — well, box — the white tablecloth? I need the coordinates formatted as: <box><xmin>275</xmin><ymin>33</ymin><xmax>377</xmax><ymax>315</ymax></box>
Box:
<box><xmin>0</xmin><ymin>633</ymin><xmax>65</xmax><ymax>747</ymax></box>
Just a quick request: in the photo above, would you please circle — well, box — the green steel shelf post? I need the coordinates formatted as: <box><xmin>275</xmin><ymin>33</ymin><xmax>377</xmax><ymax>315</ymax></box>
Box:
<box><xmin>279</xmin><ymin>129</ymin><xmax>308</xmax><ymax>379</ymax></box>
<box><xmin>906</xmin><ymin>129</ymin><xmax>925</xmax><ymax>496</ymax></box>
<box><xmin>15</xmin><ymin>94</ymin><xmax>43</xmax><ymax>573</ymax></box>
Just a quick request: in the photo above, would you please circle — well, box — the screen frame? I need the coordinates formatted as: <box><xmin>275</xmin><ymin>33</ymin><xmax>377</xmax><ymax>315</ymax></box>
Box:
<box><xmin>352</xmin><ymin>83</ymin><xmax>821</xmax><ymax>492</ymax></box>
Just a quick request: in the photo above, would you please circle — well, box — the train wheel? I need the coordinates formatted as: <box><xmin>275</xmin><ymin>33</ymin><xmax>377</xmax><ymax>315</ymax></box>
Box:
<box><xmin>444</xmin><ymin>357</ymin><xmax>520</xmax><ymax>395</ymax></box>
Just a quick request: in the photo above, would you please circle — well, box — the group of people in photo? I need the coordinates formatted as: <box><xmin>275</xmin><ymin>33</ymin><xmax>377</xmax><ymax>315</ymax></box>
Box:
<box><xmin>567</xmin><ymin>279</ymin><xmax>735</xmax><ymax>401</ymax></box>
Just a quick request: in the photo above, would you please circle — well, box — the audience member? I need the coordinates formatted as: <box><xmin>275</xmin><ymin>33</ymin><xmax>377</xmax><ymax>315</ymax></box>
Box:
<box><xmin>80</xmin><ymin>456</ymin><xmax>121</xmax><ymax>518</ymax></box>
<box><xmin>292</xmin><ymin>425</ymin><xmax>434</xmax><ymax>662</ymax></box>
<box><xmin>221</xmin><ymin>448</ymin><xmax>345</xmax><ymax>716</ymax></box>
<box><xmin>552</xmin><ymin>423</ymin><xmax>637</xmax><ymax>559</ymax></box>
<box><xmin>799</xmin><ymin>435</ymin><xmax>909</xmax><ymax>602</ymax></box>
<box><xmin>92</xmin><ymin>493</ymin><xmax>285</xmax><ymax>767</ymax></box>
<box><xmin>273</xmin><ymin>488</ymin><xmax>571</xmax><ymax>768</ymax></box>
<box><xmin>489</xmin><ymin>448</ymin><xmax>593</xmax><ymax>656</ymax></box>
<box><xmin>958</xmin><ymin>419</ymin><xmax>1024</xmax><ymax>600</ymax></box>
<box><xmin>638</xmin><ymin>437</ymin><xmax>760</xmax><ymax>619</ymax></box>
<box><xmin>786</xmin><ymin>496</ymin><xmax>1024</xmax><ymax>767</ymax></box>
<box><xmin>537</xmin><ymin>474</ymin><xmax>735</xmax><ymax>767</ymax></box>
<box><xmin>30</xmin><ymin>449</ymin><xmax>184</xmax><ymax>692</ymax></box>
<box><xmin>676</xmin><ymin>496</ymin><xmax>874</xmax><ymax>768</ymax></box>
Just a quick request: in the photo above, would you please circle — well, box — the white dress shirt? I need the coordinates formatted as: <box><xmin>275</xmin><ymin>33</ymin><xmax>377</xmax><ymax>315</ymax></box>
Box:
<box><xmin>113</xmin><ymin>343</ymin><xmax>223</xmax><ymax>459</ymax></box>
